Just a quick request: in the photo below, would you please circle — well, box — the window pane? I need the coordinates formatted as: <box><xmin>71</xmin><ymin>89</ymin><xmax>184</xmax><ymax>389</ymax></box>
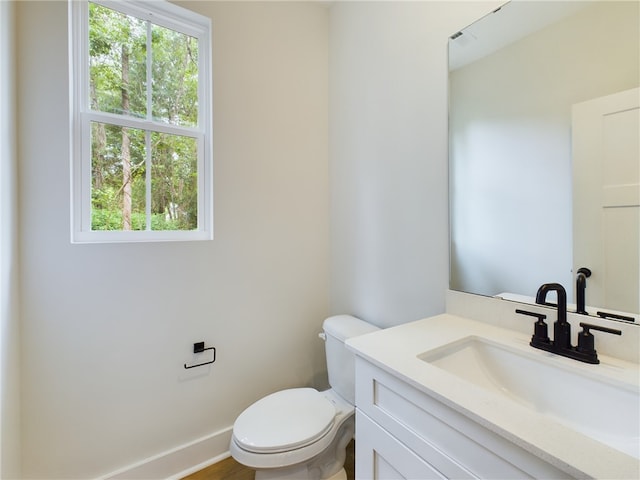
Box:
<box><xmin>151</xmin><ymin>132</ymin><xmax>198</xmax><ymax>230</ymax></box>
<box><xmin>91</xmin><ymin>122</ymin><xmax>146</xmax><ymax>231</ymax></box>
<box><xmin>152</xmin><ymin>24</ymin><xmax>199</xmax><ymax>127</ymax></box>
<box><xmin>89</xmin><ymin>3</ymin><xmax>146</xmax><ymax>118</ymax></box>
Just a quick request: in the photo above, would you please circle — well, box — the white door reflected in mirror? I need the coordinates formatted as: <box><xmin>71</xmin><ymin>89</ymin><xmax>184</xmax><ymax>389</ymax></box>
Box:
<box><xmin>572</xmin><ymin>87</ymin><xmax>640</xmax><ymax>314</ymax></box>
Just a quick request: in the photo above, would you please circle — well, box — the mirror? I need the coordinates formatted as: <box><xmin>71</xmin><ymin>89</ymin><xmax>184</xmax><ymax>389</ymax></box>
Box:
<box><xmin>448</xmin><ymin>1</ymin><xmax>639</xmax><ymax>319</ymax></box>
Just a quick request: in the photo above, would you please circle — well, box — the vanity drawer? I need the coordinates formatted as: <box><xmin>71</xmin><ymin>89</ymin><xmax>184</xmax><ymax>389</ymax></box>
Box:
<box><xmin>355</xmin><ymin>358</ymin><xmax>569</xmax><ymax>479</ymax></box>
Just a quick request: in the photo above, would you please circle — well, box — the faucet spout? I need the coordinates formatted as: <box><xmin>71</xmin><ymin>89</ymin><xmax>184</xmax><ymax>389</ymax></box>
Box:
<box><xmin>536</xmin><ymin>283</ymin><xmax>570</xmax><ymax>349</ymax></box>
<box><xmin>575</xmin><ymin>267</ymin><xmax>591</xmax><ymax>315</ymax></box>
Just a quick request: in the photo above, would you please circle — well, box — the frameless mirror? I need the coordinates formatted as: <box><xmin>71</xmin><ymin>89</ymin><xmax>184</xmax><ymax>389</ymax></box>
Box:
<box><xmin>448</xmin><ymin>1</ymin><xmax>639</xmax><ymax>320</ymax></box>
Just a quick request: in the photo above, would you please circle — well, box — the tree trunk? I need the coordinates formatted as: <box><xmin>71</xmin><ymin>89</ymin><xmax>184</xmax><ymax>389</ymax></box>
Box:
<box><xmin>90</xmin><ymin>82</ymin><xmax>106</xmax><ymax>191</ymax></box>
<box><xmin>121</xmin><ymin>45</ymin><xmax>132</xmax><ymax>230</ymax></box>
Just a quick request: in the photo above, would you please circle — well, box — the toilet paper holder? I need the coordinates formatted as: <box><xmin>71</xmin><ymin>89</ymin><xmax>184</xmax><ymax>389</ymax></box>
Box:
<box><xmin>184</xmin><ymin>342</ymin><xmax>216</xmax><ymax>369</ymax></box>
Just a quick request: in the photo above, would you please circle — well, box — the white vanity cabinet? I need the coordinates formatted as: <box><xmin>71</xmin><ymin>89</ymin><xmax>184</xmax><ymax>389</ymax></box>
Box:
<box><xmin>354</xmin><ymin>357</ymin><xmax>570</xmax><ymax>480</ymax></box>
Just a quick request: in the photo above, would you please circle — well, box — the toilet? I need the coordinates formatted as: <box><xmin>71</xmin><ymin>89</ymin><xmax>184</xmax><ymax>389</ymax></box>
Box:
<box><xmin>230</xmin><ymin>315</ymin><xmax>379</xmax><ymax>480</ymax></box>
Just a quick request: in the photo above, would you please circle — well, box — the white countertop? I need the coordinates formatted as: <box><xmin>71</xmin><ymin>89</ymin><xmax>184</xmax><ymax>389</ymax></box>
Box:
<box><xmin>346</xmin><ymin>313</ymin><xmax>640</xmax><ymax>480</ymax></box>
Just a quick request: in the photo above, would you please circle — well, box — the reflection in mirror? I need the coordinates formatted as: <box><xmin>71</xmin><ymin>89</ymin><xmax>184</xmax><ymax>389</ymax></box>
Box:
<box><xmin>448</xmin><ymin>1</ymin><xmax>639</xmax><ymax>319</ymax></box>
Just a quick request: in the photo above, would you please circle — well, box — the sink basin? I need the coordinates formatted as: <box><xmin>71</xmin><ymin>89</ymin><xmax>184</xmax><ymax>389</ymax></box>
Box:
<box><xmin>418</xmin><ymin>336</ymin><xmax>640</xmax><ymax>459</ymax></box>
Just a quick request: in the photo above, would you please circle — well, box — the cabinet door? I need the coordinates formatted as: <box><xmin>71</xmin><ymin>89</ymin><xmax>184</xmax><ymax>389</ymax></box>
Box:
<box><xmin>356</xmin><ymin>411</ymin><xmax>446</xmax><ymax>480</ymax></box>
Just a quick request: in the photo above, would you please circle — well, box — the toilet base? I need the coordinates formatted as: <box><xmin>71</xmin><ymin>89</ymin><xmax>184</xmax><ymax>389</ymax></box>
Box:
<box><xmin>254</xmin><ymin>466</ymin><xmax>345</xmax><ymax>480</ymax></box>
<box><xmin>327</xmin><ymin>467</ymin><xmax>347</xmax><ymax>480</ymax></box>
<box><xmin>252</xmin><ymin>416</ymin><xmax>354</xmax><ymax>480</ymax></box>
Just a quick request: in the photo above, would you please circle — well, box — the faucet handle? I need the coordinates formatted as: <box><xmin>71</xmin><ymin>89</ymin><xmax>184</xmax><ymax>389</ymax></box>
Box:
<box><xmin>516</xmin><ymin>309</ymin><xmax>550</xmax><ymax>345</ymax></box>
<box><xmin>515</xmin><ymin>309</ymin><xmax>546</xmax><ymax>321</ymax></box>
<box><xmin>576</xmin><ymin>322</ymin><xmax>622</xmax><ymax>363</ymax></box>
<box><xmin>596</xmin><ymin>311</ymin><xmax>635</xmax><ymax>323</ymax></box>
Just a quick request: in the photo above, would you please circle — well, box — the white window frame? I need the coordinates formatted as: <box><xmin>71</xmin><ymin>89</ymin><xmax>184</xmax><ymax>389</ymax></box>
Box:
<box><xmin>69</xmin><ymin>0</ymin><xmax>213</xmax><ymax>243</ymax></box>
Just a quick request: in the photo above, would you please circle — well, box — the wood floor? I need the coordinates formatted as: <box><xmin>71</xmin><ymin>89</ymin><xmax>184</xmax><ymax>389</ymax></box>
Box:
<box><xmin>182</xmin><ymin>440</ymin><xmax>355</xmax><ymax>480</ymax></box>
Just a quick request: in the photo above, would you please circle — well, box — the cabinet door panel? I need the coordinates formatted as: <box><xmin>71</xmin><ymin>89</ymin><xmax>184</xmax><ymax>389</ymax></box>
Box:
<box><xmin>357</xmin><ymin>411</ymin><xmax>447</xmax><ymax>480</ymax></box>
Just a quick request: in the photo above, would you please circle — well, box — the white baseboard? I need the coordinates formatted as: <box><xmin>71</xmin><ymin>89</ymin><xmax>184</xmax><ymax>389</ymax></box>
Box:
<box><xmin>101</xmin><ymin>426</ymin><xmax>234</xmax><ymax>480</ymax></box>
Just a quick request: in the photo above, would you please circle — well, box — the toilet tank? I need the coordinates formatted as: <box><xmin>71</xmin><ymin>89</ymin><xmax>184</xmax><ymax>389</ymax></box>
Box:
<box><xmin>322</xmin><ymin>315</ymin><xmax>379</xmax><ymax>405</ymax></box>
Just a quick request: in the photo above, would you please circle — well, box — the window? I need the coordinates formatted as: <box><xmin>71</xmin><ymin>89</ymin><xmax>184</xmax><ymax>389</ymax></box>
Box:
<box><xmin>70</xmin><ymin>0</ymin><xmax>212</xmax><ymax>243</ymax></box>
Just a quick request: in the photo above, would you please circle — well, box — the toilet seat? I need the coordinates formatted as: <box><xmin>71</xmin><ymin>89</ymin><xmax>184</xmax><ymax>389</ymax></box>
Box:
<box><xmin>233</xmin><ymin>388</ymin><xmax>336</xmax><ymax>454</ymax></box>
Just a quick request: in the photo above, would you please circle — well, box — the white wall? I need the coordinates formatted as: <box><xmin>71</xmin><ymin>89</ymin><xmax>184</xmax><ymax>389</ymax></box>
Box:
<box><xmin>328</xmin><ymin>1</ymin><xmax>502</xmax><ymax>328</ymax></box>
<box><xmin>17</xmin><ymin>1</ymin><xmax>329</xmax><ymax>477</ymax></box>
<box><xmin>14</xmin><ymin>0</ymin><xmax>524</xmax><ymax>477</ymax></box>
<box><xmin>1</xmin><ymin>1</ymin><xmax>21</xmax><ymax>478</ymax></box>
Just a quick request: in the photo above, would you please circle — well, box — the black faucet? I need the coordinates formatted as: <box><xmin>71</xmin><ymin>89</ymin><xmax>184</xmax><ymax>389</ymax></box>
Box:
<box><xmin>535</xmin><ymin>283</ymin><xmax>571</xmax><ymax>349</ymax></box>
<box><xmin>516</xmin><ymin>282</ymin><xmax>622</xmax><ymax>364</ymax></box>
<box><xmin>575</xmin><ymin>267</ymin><xmax>591</xmax><ymax>315</ymax></box>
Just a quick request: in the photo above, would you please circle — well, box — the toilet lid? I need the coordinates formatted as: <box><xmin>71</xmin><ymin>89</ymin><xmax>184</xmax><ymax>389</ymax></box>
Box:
<box><xmin>233</xmin><ymin>388</ymin><xmax>336</xmax><ymax>453</ymax></box>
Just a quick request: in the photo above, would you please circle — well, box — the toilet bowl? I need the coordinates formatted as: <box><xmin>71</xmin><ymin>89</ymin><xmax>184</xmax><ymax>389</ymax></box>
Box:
<box><xmin>229</xmin><ymin>315</ymin><xmax>379</xmax><ymax>480</ymax></box>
